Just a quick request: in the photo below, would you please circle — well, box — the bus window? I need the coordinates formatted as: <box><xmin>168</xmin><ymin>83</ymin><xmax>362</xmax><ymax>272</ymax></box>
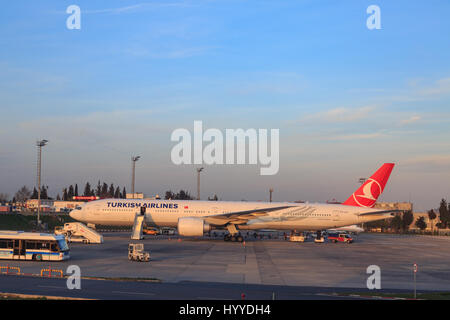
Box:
<box><xmin>40</xmin><ymin>242</ymin><xmax>49</xmax><ymax>250</ymax></box>
<box><xmin>0</xmin><ymin>240</ymin><xmax>6</xmax><ymax>249</ymax></box>
<box><xmin>26</xmin><ymin>241</ymin><xmax>36</xmax><ymax>250</ymax></box>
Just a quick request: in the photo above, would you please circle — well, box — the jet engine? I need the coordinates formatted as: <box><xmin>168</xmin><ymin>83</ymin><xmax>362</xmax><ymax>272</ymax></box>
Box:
<box><xmin>177</xmin><ymin>217</ymin><xmax>210</xmax><ymax>236</ymax></box>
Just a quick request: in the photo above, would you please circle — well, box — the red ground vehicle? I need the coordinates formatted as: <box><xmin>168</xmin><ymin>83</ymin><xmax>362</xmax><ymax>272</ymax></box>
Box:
<box><xmin>143</xmin><ymin>227</ymin><xmax>159</xmax><ymax>235</ymax></box>
<box><xmin>328</xmin><ymin>233</ymin><xmax>354</xmax><ymax>243</ymax></box>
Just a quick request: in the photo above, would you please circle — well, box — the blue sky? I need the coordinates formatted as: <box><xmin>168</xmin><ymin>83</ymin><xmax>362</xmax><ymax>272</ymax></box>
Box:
<box><xmin>0</xmin><ymin>0</ymin><xmax>449</xmax><ymax>210</ymax></box>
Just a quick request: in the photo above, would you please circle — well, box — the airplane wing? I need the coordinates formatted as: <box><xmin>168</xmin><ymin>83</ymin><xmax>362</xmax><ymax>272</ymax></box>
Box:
<box><xmin>203</xmin><ymin>206</ymin><xmax>293</xmax><ymax>226</ymax></box>
<box><xmin>357</xmin><ymin>210</ymin><xmax>401</xmax><ymax>216</ymax></box>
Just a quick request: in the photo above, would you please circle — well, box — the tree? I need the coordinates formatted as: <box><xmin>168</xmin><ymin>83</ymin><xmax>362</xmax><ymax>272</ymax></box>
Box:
<box><xmin>0</xmin><ymin>193</ymin><xmax>9</xmax><ymax>203</ymax></box>
<box><xmin>402</xmin><ymin>211</ymin><xmax>414</xmax><ymax>231</ymax></box>
<box><xmin>101</xmin><ymin>183</ymin><xmax>108</xmax><ymax>198</ymax></box>
<box><xmin>96</xmin><ymin>181</ymin><xmax>102</xmax><ymax>197</ymax></box>
<box><xmin>122</xmin><ymin>187</ymin><xmax>127</xmax><ymax>199</ymax></box>
<box><xmin>439</xmin><ymin>199</ymin><xmax>449</xmax><ymax>228</ymax></box>
<box><xmin>164</xmin><ymin>190</ymin><xmax>193</xmax><ymax>200</ymax></box>
<box><xmin>108</xmin><ymin>184</ymin><xmax>115</xmax><ymax>198</ymax></box>
<box><xmin>208</xmin><ymin>194</ymin><xmax>218</xmax><ymax>201</ymax></box>
<box><xmin>415</xmin><ymin>216</ymin><xmax>427</xmax><ymax>231</ymax></box>
<box><xmin>15</xmin><ymin>186</ymin><xmax>31</xmax><ymax>204</ymax></box>
<box><xmin>390</xmin><ymin>215</ymin><xmax>403</xmax><ymax>232</ymax></box>
<box><xmin>68</xmin><ymin>185</ymin><xmax>74</xmax><ymax>200</ymax></box>
<box><xmin>40</xmin><ymin>186</ymin><xmax>49</xmax><ymax>200</ymax></box>
<box><xmin>56</xmin><ymin>194</ymin><xmax>61</xmax><ymax>201</ymax></box>
<box><xmin>114</xmin><ymin>187</ymin><xmax>121</xmax><ymax>198</ymax></box>
<box><xmin>31</xmin><ymin>187</ymin><xmax>38</xmax><ymax>199</ymax></box>
<box><xmin>175</xmin><ymin>190</ymin><xmax>193</xmax><ymax>200</ymax></box>
<box><xmin>165</xmin><ymin>191</ymin><xmax>175</xmax><ymax>200</ymax></box>
<box><xmin>74</xmin><ymin>184</ymin><xmax>79</xmax><ymax>197</ymax></box>
<box><xmin>428</xmin><ymin>209</ymin><xmax>437</xmax><ymax>233</ymax></box>
<box><xmin>83</xmin><ymin>182</ymin><xmax>92</xmax><ymax>197</ymax></box>
<box><xmin>63</xmin><ymin>188</ymin><xmax>68</xmax><ymax>201</ymax></box>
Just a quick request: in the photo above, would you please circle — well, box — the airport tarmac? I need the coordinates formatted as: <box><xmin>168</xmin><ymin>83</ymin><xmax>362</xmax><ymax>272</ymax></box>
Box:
<box><xmin>1</xmin><ymin>232</ymin><xmax>450</xmax><ymax>295</ymax></box>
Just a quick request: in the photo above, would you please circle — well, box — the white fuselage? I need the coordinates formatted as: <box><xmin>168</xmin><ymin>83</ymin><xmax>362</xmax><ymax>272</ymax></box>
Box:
<box><xmin>70</xmin><ymin>199</ymin><xmax>388</xmax><ymax>231</ymax></box>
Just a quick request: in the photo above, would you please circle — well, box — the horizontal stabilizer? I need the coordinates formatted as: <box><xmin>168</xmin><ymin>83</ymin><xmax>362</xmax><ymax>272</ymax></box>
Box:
<box><xmin>358</xmin><ymin>210</ymin><xmax>400</xmax><ymax>216</ymax></box>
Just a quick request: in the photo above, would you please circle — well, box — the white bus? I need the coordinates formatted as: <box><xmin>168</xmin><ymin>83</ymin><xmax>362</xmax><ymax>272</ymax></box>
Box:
<box><xmin>0</xmin><ymin>231</ymin><xmax>70</xmax><ymax>261</ymax></box>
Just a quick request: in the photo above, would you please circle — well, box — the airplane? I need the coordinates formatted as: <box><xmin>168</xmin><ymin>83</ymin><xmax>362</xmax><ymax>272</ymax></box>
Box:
<box><xmin>70</xmin><ymin>163</ymin><xmax>396</xmax><ymax>243</ymax></box>
<box><xmin>327</xmin><ymin>225</ymin><xmax>365</xmax><ymax>234</ymax></box>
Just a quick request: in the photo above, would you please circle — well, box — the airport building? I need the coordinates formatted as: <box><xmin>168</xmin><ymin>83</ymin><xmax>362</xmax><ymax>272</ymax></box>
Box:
<box><xmin>53</xmin><ymin>201</ymin><xmax>84</xmax><ymax>212</ymax></box>
<box><xmin>25</xmin><ymin>199</ymin><xmax>84</xmax><ymax>212</ymax></box>
<box><xmin>374</xmin><ymin>202</ymin><xmax>413</xmax><ymax>212</ymax></box>
<box><xmin>126</xmin><ymin>193</ymin><xmax>145</xmax><ymax>199</ymax></box>
<box><xmin>25</xmin><ymin>199</ymin><xmax>54</xmax><ymax>210</ymax></box>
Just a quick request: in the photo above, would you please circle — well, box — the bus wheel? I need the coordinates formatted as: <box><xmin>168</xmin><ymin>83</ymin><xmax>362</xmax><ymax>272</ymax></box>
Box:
<box><xmin>36</xmin><ymin>254</ymin><xmax>42</xmax><ymax>261</ymax></box>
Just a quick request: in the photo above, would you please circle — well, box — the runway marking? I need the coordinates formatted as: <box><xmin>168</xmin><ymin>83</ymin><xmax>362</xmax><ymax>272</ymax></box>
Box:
<box><xmin>197</xmin><ymin>297</ymin><xmax>232</xmax><ymax>300</ymax></box>
<box><xmin>112</xmin><ymin>291</ymin><xmax>155</xmax><ymax>296</ymax></box>
<box><xmin>37</xmin><ymin>285</ymin><xmax>65</xmax><ymax>289</ymax></box>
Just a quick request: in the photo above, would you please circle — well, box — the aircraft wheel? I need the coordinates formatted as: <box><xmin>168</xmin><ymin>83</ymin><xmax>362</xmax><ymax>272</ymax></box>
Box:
<box><xmin>231</xmin><ymin>236</ymin><xmax>236</xmax><ymax>242</ymax></box>
<box><xmin>236</xmin><ymin>235</ymin><xmax>244</xmax><ymax>243</ymax></box>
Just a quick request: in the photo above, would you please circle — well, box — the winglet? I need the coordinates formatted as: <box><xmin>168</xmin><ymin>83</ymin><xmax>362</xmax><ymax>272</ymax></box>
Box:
<box><xmin>343</xmin><ymin>163</ymin><xmax>395</xmax><ymax>208</ymax></box>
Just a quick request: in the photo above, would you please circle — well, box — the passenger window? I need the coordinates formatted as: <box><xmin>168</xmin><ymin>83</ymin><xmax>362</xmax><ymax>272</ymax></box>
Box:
<box><xmin>26</xmin><ymin>241</ymin><xmax>36</xmax><ymax>249</ymax></box>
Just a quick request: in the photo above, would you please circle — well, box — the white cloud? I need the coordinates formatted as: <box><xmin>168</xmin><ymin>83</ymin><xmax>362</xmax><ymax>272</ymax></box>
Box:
<box><xmin>400</xmin><ymin>115</ymin><xmax>421</xmax><ymax>125</ymax></box>
<box><xmin>419</xmin><ymin>78</ymin><xmax>450</xmax><ymax>96</ymax></box>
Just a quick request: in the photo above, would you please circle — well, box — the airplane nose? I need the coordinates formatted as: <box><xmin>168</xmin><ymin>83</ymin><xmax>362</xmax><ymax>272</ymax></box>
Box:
<box><xmin>70</xmin><ymin>209</ymin><xmax>81</xmax><ymax>220</ymax></box>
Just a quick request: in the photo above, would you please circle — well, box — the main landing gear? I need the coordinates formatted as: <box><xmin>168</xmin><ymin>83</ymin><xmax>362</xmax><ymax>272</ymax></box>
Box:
<box><xmin>224</xmin><ymin>234</ymin><xmax>244</xmax><ymax>242</ymax></box>
<box><xmin>223</xmin><ymin>223</ymin><xmax>244</xmax><ymax>242</ymax></box>
<box><xmin>314</xmin><ymin>230</ymin><xmax>325</xmax><ymax>243</ymax></box>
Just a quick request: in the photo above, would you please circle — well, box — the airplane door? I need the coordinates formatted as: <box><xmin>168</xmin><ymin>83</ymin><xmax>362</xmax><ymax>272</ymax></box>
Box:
<box><xmin>332</xmin><ymin>211</ymin><xmax>341</xmax><ymax>222</ymax></box>
<box><xmin>92</xmin><ymin>204</ymin><xmax>101</xmax><ymax>216</ymax></box>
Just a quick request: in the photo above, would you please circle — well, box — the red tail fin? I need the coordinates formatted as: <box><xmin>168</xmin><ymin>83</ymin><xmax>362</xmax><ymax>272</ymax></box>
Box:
<box><xmin>343</xmin><ymin>163</ymin><xmax>395</xmax><ymax>208</ymax></box>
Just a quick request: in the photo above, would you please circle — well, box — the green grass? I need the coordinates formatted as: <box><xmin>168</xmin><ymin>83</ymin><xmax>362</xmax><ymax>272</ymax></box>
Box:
<box><xmin>0</xmin><ymin>214</ymin><xmax>75</xmax><ymax>232</ymax></box>
<box><xmin>0</xmin><ymin>213</ymin><xmax>131</xmax><ymax>233</ymax></box>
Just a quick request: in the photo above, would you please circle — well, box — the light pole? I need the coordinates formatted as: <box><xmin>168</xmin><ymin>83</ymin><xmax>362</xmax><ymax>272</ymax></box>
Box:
<box><xmin>269</xmin><ymin>188</ymin><xmax>274</xmax><ymax>202</ymax></box>
<box><xmin>36</xmin><ymin>139</ymin><xmax>48</xmax><ymax>229</ymax></box>
<box><xmin>131</xmin><ymin>156</ymin><xmax>141</xmax><ymax>199</ymax></box>
<box><xmin>197</xmin><ymin>167</ymin><xmax>204</xmax><ymax>200</ymax></box>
